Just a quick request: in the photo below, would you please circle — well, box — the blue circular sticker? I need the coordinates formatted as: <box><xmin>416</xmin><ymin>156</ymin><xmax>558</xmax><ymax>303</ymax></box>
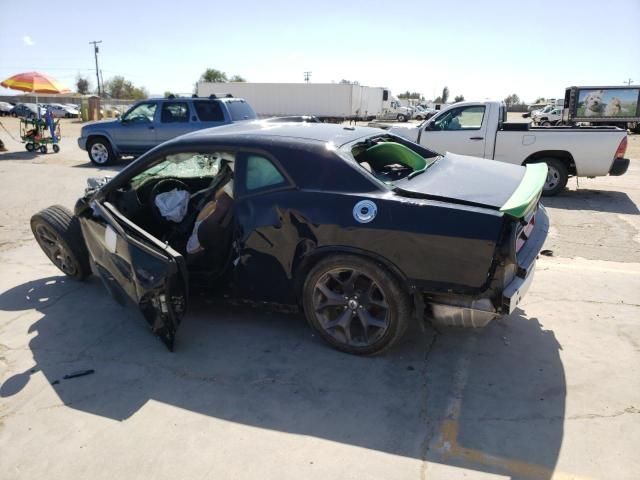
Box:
<box><xmin>353</xmin><ymin>200</ymin><xmax>377</xmax><ymax>223</ymax></box>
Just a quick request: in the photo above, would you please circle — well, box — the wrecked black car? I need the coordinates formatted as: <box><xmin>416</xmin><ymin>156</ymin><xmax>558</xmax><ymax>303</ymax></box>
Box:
<box><xmin>31</xmin><ymin>122</ymin><xmax>549</xmax><ymax>355</ymax></box>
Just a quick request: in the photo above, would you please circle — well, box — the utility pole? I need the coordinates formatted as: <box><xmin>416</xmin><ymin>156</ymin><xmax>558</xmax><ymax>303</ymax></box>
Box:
<box><xmin>304</xmin><ymin>71</ymin><xmax>312</xmax><ymax>83</ymax></box>
<box><xmin>89</xmin><ymin>40</ymin><xmax>103</xmax><ymax>96</ymax></box>
<box><xmin>623</xmin><ymin>78</ymin><xmax>634</xmax><ymax>86</ymax></box>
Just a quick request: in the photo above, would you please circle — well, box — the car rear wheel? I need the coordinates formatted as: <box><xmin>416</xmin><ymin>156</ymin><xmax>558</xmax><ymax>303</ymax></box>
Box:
<box><xmin>397</xmin><ymin>114</ymin><xmax>408</xmax><ymax>122</ymax></box>
<box><xmin>31</xmin><ymin>205</ymin><xmax>91</xmax><ymax>280</ymax></box>
<box><xmin>536</xmin><ymin>158</ymin><xmax>568</xmax><ymax>196</ymax></box>
<box><xmin>303</xmin><ymin>255</ymin><xmax>410</xmax><ymax>355</ymax></box>
<box><xmin>87</xmin><ymin>137</ymin><xmax>115</xmax><ymax>165</ymax></box>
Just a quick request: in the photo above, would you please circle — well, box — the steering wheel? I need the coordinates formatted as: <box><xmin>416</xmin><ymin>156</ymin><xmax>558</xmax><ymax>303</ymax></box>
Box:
<box><xmin>150</xmin><ymin>178</ymin><xmax>190</xmax><ymax>223</ymax></box>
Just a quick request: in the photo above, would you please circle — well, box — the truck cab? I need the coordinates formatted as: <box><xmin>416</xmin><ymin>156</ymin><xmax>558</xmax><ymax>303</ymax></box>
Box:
<box><xmin>377</xmin><ymin>97</ymin><xmax>413</xmax><ymax>122</ymax></box>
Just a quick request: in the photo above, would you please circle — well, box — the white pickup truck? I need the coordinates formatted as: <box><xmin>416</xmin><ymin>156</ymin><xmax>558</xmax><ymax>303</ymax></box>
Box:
<box><xmin>389</xmin><ymin>101</ymin><xmax>629</xmax><ymax>195</ymax></box>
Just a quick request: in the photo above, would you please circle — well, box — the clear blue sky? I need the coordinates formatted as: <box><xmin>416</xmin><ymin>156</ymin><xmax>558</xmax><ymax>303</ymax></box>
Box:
<box><xmin>1</xmin><ymin>0</ymin><xmax>639</xmax><ymax>102</ymax></box>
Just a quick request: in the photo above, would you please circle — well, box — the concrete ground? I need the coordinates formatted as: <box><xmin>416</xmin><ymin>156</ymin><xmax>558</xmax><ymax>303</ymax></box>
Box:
<box><xmin>0</xmin><ymin>116</ymin><xmax>639</xmax><ymax>479</ymax></box>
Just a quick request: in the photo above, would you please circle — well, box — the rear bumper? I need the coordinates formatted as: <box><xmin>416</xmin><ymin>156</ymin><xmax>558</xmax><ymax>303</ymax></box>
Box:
<box><xmin>609</xmin><ymin>158</ymin><xmax>629</xmax><ymax>176</ymax></box>
<box><xmin>429</xmin><ymin>205</ymin><xmax>549</xmax><ymax>328</ymax></box>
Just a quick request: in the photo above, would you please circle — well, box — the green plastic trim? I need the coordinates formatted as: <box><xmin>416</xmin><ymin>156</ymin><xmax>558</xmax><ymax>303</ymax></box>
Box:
<box><xmin>500</xmin><ymin>163</ymin><xmax>547</xmax><ymax>218</ymax></box>
<box><xmin>360</xmin><ymin>142</ymin><xmax>427</xmax><ymax>171</ymax></box>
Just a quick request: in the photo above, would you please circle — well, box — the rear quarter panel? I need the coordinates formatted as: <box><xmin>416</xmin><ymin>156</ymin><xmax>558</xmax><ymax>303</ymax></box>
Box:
<box><xmin>494</xmin><ymin>130</ymin><xmax>625</xmax><ymax>176</ymax></box>
<box><xmin>234</xmin><ymin>188</ymin><xmax>506</xmax><ymax>303</ymax></box>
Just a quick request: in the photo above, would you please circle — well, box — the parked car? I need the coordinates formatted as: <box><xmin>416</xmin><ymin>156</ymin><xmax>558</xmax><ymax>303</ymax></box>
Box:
<box><xmin>11</xmin><ymin>103</ymin><xmax>46</xmax><ymax>119</ymax></box>
<box><xmin>390</xmin><ymin>100</ymin><xmax>629</xmax><ymax>195</ymax></box>
<box><xmin>412</xmin><ymin>105</ymin><xmax>436</xmax><ymax>121</ymax></box>
<box><xmin>264</xmin><ymin>115</ymin><xmax>321</xmax><ymax>123</ymax></box>
<box><xmin>32</xmin><ymin>122</ymin><xmax>548</xmax><ymax>355</ymax></box>
<box><xmin>46</xmin><ymin>103</ymin><xmax>80</xmax><ymax>118</ymax></box>
<box><xmin>532</xmin><ymin>106</ymin><xmax>563</xmax><ymax>126</ymax></box>
<box><xmin>78</xmin><ymin>96</ymin><xmax>257</xmax><ymax>165</ymax></box>
<box><xmin>0</xmin><ymin>101</ymin><xmax>14</xmax><ymax>116</ymax></box>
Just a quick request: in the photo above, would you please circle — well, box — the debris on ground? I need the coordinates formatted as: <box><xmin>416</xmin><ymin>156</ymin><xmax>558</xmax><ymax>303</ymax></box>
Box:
<box><xmin>540</xmin><ymin>249</ymin><xmax>554</xmax><ymax>257</ymax></box>
<box><xmin>63</xmin><ymin>369</ymin><xmax>95</xmax><ymax>380</ymax></box>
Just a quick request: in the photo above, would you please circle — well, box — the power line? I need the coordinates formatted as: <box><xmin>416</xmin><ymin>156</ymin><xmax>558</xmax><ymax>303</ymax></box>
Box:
<box><xmin>89</xmin><ymin>40</ymin><xmax>103</xmax><ymax>96</ymax></box>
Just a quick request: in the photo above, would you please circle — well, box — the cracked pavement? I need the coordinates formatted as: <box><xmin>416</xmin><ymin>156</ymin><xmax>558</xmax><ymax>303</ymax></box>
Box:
<box><xmin>1</xmin><ymin>118</ymin><xmax>639</xmax><ymax>479</ymax></box>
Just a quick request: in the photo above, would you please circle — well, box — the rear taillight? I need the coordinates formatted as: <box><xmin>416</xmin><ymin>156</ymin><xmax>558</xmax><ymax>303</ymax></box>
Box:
<box><xmin>614</xmin><ymin>136</ymin><xmax>627</xmax><ymax>159</ymax></box>
<box><xmin>516</xmin><ymin>206</ymin><xmax>537</xmax><ymax>253</ymax></box>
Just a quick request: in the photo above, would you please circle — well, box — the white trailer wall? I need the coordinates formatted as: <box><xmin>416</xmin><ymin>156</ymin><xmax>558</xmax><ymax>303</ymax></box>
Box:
<box><xmin>196</xmin><ymin>82</ymin><xmax>386</xmax><ymax>119</ymax></box>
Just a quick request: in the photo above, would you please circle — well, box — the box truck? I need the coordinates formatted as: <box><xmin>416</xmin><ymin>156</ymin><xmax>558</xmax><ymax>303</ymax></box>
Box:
<box><xmin>562</xmin><ymin>85</ymin><xmax>640</xmax><ymax>133</ymax></box>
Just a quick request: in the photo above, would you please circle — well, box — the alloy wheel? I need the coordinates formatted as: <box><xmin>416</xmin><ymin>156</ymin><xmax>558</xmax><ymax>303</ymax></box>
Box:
<box><xmin>90</xmin><ymin>143</ymin><xmax>109</xmax><ymax>164</ymax></box>
<box><xmin>34</xmin><ymin>224</ymin><xmax>77</xmax><ymax>276</ymax></box>
<box><xmin>312</xmin><ymin>268</ymin><xmax>390</xmax><ymax>347</ymax></box>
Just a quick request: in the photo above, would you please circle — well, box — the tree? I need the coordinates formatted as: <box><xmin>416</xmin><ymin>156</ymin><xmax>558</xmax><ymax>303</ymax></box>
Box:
<box><xmin>441</xmin><ymin>86</ymin><xmax>449</xmax><ymax>104</ymax></box>
<box><xmin>229</xmin><ymin>75</ymin><xmax>246</xmax><ymax>82</ymax></box>
<box><xmin>534</xmin><ymin>97</ymin><xmax>546</xmax><ymax>104</ymax></box>
<box><xmin>454</xmin><ymin>94</ymin><xmax>465</xmax><ymax>102</ymax></box>
<box><xmin>164</xmin><ymin>91</ymin><xmax>177</xmax><ymax>98</ymax></box>
<box><xmin>199</xmin><ymin>68</ymin><xmax>228</xmax><ymax>83</ymax></box>
<box><xmin>76</xmin><ymin>75</ymin><xmax>90</xmax><ymax>95</ymax></box>
<box><xmin>103</xmin><ymin>76</ymin><xmax>149</xmax><ymax>99</ymax></box>
<box><xmin>397</xmin><ymin>91</ymin><xmax>422</xmax><ymax>99</ymax></box>
<box><xmin>503</xmin><ymin>93</ymin><xmax>521</xmax><ymax>107</ymax></box>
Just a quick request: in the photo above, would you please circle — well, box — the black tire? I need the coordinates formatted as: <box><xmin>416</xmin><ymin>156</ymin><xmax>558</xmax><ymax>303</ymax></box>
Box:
<box><xmin>397</xmin><ymin>114</ymin><xmax>407</xmax><ymax>122</ymax></box>
<box><xmin>52</xmin><ymin>144</ymin><xmax>60</xmax><ymax>153</ymax></box>
<box><xmin>25</xmin><ymin>142</ymin><xmax>35</xmax><ymax>152</ymax></box>
<box><xmin>541</xmin><ymin>120</ymin><xmax>552</xmax><ymax>127</ymax></box>
<box><xmin>535</xmin><ymin>157</ymin><xmax>568</xmax><ymax>196</ymax></box>
<box><xmin>30</xmin><ymin>205</ymin><xmax>91</xmax><ymax>280</ymax></box>
<box><xmin>39</xmin><ymin>145</ymin><xmax>48</xmax><ymax>154</ymax></box>
<box><xmin>302</xmin><ymin>254</ymin><xmax>411</xmax><ymax>355</ymax></box>
<box><xmin>87</xmin><ymin>136</ymin><xmax>115</xmax><ymax>165</ymax></box>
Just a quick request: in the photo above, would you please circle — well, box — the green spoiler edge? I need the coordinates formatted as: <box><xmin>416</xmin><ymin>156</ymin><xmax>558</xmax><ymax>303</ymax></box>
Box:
<box><xmin>500</xmin><ymin>163</ymin><xmax>548</xmax><ymax>218</ymax></box>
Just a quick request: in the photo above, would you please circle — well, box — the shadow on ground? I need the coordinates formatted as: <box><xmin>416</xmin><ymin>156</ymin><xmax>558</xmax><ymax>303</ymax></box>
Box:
<box><xmin>544</xmin><ymin>188</ymin><xmax>639</xmax><ymax>215</ymax></box>
<box><xmin>0</xmin><ymin>276</ymin><xmax>565</xmax><ymax>478</ymax></box>
<box><xmin>0</xmin><ymin>150</ymin><xmax>41</xmax><ymax>161</ymax></box>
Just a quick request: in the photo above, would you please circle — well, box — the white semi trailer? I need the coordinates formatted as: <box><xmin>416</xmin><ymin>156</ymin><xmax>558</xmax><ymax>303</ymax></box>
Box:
<box><xmin>196</xmin><ymin>82</ymin><xmax>398</xmax><ymax>122</ymax></box>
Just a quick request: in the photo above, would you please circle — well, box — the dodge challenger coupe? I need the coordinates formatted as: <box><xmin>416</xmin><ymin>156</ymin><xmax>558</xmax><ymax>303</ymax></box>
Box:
<box><xmin>31</xmin><ymin>122</ymin><xmax>549</xmax><ymax>355</ymax></box>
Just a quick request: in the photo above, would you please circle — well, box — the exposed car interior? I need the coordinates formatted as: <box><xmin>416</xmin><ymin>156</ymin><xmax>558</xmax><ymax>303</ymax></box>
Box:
<box><xmin>352</xmin><ymin>136</ymin><xmax>438</xmax><ymax>183</ymax></box>
<box><xmin>107</xmin><ymin>152</ymin><xmax>236</xmax><ymax>282</ymax></box>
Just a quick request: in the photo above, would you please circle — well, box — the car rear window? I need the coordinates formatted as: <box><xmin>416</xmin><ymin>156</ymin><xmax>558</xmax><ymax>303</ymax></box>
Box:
<box><xmin>227</xmin><ymin>100</ymin><xmax>257</xmax><ymax>121</ymax></box>
<box><xmin>194</xmin><ymin>101</ymin><xmax>225</xmax><ymax>122</ymax></box>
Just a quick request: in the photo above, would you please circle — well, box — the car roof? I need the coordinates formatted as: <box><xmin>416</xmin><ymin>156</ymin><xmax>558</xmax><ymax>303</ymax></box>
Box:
<box><xmin>174</xmin><ymin>121</ymin><xmax>383</xmax><ymax>147</ymax></box>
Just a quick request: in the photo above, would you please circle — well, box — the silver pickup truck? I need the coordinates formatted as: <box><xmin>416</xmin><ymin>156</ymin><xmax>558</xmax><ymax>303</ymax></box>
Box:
<box><xmin>390</xmin><ymin>101</ymin><xmax>629</xmax><ymax>195</ymax></box>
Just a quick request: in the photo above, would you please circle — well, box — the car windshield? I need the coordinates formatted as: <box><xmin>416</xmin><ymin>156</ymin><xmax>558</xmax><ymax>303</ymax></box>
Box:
<box><xmin>227</xmin><ymin>101</ymin><xmax>257</xmax><ymax>121</ymax></box>
<box><xmin>129</xmin><ymin>152</ymin><xmax>228</xmax><ymax>189</ymax></box>
<box><xmin>348</xmin><ymin>135</ymin><xmax>440</xmax><ymax>186</ymax></box>
<box><xmin>123</xmin><ymin>102</ymin><xmax>157</xmax><ymax>123</ymax></box>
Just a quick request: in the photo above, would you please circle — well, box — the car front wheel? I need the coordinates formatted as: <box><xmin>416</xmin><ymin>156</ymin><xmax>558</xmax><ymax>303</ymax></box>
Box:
<box><xmin>87</xmin><ymin>137</ymin><xmax>115</xmax><ymax>165</ymax></box>
<box><xmin>31</xmin><ymin>205</ymin><xmax>91</xmax><ymax>280</ymax></box>
<box><xmin>303</xmin><ymin>255</ymin><xmax>410</xmax><ymax>355</ymax></box>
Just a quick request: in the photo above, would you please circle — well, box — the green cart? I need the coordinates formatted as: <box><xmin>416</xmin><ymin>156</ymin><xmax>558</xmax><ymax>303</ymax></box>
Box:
<box><xmin>20</xmin><ymin>116</ymin><xmax>61</xmax><ymax>154</ymax></box>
